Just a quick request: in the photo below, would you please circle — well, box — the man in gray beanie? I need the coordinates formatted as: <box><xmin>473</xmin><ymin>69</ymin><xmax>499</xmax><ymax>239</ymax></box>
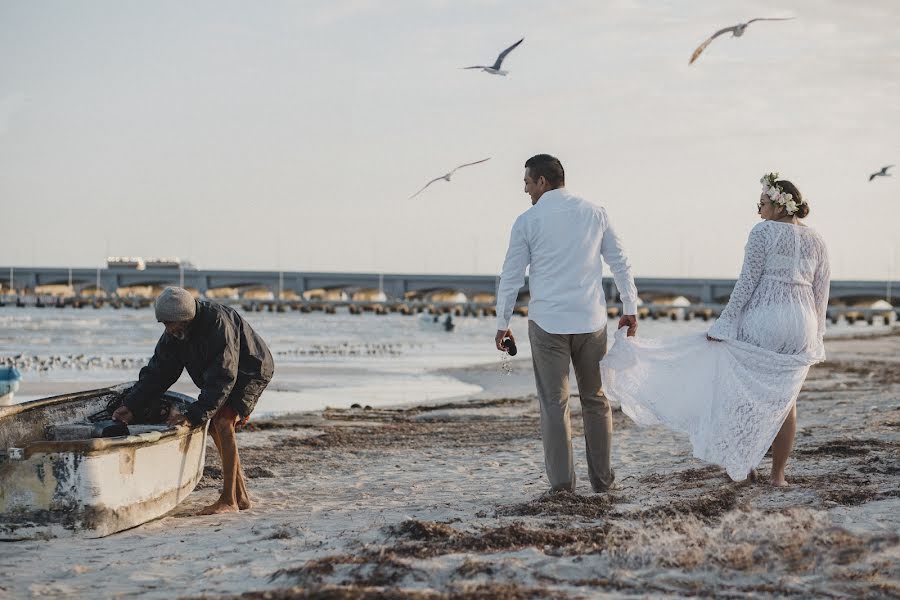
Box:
<box><xmin>112</xmin><ymin>286</ymin><xmax>274</xmax><ymax>515</ymax></box>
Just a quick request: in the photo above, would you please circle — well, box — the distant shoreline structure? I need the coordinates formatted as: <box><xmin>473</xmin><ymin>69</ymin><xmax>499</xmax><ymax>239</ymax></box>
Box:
<box><xmin>0</xmin><ymin>265</ymin><xmax>896</xmax><ymax>326</ymax></box>
<box><xmin>106</xmin><ymin>256</ymin><xmax>198</xmax><ymax>271</ymax></box>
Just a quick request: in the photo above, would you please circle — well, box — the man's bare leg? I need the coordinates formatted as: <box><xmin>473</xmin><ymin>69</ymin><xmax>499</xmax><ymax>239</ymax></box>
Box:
<box><xmin>205</xmin><ymin>414</ymin><xmax>251</xmax><ymax>508</ymax></box>
<box><xmin>232</xmin><ymin>412</ymin><xmax>253</xmax><ymax>510</ymax></box>
<box><xmin>198</xmin><ymin>408</ymin><xmax>241</xmax><ymax>515</ymax></box>
<box><xmin>207</xmin><ymin>421</ymin><xmax>247</xmax><ymax>504</ymax></box>
<box><xmin>771</xmin><ymin>404</ymin><xmax>797</xmax><ymax>487</ymax></box>
<box><xmin>235</xmin><ymin>462</ymin><xmax>252</xmax><ymax>510</ymax></box>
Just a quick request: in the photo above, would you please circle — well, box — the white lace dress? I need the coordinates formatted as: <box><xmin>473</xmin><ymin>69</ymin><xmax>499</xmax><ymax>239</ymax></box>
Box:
<box><xmin>600</xmin><ymin>221</ymin><xmax>831</xmax><ymax>480</ymax></box>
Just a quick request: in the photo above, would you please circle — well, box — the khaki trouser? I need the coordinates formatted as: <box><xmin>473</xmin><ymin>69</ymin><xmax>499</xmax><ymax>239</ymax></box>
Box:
<box><xmin>528</xmin><ymin>320</ymin><xmax>614</xmax><ymax>493</ymax></box>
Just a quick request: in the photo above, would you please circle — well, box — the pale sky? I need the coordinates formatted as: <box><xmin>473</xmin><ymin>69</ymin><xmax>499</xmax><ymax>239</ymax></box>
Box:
<box><xmin>1</xmin><ymin>0</ymin><xmax>898</xmax><ymax>280</ymax></box>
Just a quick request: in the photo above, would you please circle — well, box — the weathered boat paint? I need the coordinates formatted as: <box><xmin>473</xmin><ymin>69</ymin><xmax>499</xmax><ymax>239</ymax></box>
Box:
<box><xmin>0</xmin><ymin>384</ymin><xmax>208</xmax><ymax>540</ymax></box>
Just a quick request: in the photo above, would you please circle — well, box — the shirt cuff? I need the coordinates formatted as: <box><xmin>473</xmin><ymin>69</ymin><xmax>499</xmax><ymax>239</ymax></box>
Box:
<box><xmin>185</xmin><ymin>406</ymin><xmax>205</xmax><ymax>427</ymax></box>
<box><xmin>496</xmin><ymin>316</ymin><xmax>511</xmax><ymax>332</ymax></box>
<box><xmin>622</xmin><ymin>301</ymin><xmax>638</xmax><ymax>315</ymax></box>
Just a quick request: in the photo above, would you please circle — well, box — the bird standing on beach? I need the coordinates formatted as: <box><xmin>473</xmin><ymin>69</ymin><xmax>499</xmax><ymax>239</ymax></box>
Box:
<box><xmin>869</xmin><ymin>165</ymin><xmax>894</xmax><ymax>181</ymax></box>
<box><xmin>409</xmin><ymin>158</ymin><xmax>491</xmax><ymax>199</ymax></box>
<box><xmin>463</xmin><ymin>38</ymin><xmax>524</xmax><ymax>76</ymax></box>
<box><xmin>689</xmin><ymin>18</ymin><xmax>795</xmax><ymax>65</ymax></box>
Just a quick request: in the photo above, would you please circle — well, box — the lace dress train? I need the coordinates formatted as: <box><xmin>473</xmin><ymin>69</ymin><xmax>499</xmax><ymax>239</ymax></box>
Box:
<box><xmin>600</xmin><ymin>221</ymin><xmax>831</xmax><ymax>480</ymax></box>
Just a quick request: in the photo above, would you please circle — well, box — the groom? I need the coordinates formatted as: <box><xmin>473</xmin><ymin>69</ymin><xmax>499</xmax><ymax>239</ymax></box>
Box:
<box><xmin>494</xmin><ymin>154</ymin><xmax>638</xmax><ymax>493</ymax></box>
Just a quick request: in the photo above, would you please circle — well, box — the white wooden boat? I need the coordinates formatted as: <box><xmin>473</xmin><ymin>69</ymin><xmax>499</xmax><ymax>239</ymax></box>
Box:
<box><xmin>0</xmin><ymin>384</ymin><xmax>208</xmax><ymax>540</ymax></box>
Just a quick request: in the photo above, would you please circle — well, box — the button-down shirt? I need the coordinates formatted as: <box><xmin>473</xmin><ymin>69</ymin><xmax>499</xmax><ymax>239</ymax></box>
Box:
<box><xmin>495</xmin><ymin>188</ymin><xmax>638</xmax><ymax>334</ymax></box>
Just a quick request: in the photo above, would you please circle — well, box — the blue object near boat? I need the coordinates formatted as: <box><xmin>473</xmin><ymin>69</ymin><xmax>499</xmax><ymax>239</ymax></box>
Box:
<box><xmin>0</xmin><ymin>367</ymin><xmax>22</xmax><ymax>397</ymax></box>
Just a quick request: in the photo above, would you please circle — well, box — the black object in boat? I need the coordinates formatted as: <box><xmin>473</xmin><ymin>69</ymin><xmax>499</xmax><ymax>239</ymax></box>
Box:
<box><xmin>93</xmin><ymin>419</ymin><xmax>130</xmax><ymax>437</ymax></box>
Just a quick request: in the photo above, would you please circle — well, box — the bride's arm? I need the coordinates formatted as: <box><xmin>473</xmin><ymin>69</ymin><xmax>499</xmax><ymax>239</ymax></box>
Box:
<box><xmin>813</xmin><ymin>240</ymin><xmax>831</xmax><ymax>343</ymax></box>
<box><xmin>707</xmin><ymin>223</ymin><xmax>770</xmax><ymax>340</ymax></box>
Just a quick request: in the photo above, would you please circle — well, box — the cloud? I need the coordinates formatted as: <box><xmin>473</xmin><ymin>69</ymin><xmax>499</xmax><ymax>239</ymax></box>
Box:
<box><xmin>310</xmin><ymin>0</ymin><xmax>383</xmax><ymax>26</ymax></box>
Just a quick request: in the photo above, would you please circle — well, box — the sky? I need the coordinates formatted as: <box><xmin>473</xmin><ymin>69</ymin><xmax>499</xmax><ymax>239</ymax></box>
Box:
<box><xmin>1</xmin><ymin>0</ymin><xmax>898</xmax><ymax>280</ymax></box>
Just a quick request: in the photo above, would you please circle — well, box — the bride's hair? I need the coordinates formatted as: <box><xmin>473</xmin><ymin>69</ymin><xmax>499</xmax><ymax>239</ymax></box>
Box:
<box><xmin>775</xmin><ymin>180</ymin><xmax>809</xmax><ymax>218</ymax></box>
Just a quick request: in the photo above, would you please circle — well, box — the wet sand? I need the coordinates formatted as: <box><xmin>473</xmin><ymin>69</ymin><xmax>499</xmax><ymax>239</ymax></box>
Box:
<box><xmin>0</xmin><ymin>331</ymin><xmax>898</xmax><ymax>599</ymax></box>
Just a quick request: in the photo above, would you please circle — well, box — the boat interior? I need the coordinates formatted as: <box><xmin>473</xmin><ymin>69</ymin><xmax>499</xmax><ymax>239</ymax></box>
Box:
<box><xmin>0</xmin><ymin>386</ymin><xmax>193</xmax><ymax>457</ymax></box>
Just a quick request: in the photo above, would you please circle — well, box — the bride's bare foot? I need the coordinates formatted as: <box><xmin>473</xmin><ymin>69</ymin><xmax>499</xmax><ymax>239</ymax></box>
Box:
<box><xmin>238</xmin><ymin>497</ymin><xmax>253</xmax><ymax>510</ymax></box>
<box><xmin>771</xmin><ymin>475</ymin><xmax>789</xmax><ymax>487</ymax></box>
<box><xmin>197</xmin><ymin>499</ymin><xmax>239</xmax><ymax>515</ymax></box>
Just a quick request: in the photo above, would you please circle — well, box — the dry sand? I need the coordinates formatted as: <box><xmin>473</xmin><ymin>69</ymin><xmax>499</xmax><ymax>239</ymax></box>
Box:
<box><xmin>0</xmin><ymin>331</ymin><xmax>898</xmax><ymax>599</ymax></box>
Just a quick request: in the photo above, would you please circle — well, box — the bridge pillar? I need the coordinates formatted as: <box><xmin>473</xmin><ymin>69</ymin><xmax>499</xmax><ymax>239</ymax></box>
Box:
<box><xmin>384</xmin><ymin>279</ymin><xmax>406</xmax><ymax>299</ymax></box>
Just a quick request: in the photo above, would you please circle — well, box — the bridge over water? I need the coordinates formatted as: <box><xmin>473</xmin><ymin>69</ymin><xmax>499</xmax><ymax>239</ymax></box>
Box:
<box><xmin>1</xmin><ymin>266</ymin><xmax>896</xmax><ymax>306</ymax></box>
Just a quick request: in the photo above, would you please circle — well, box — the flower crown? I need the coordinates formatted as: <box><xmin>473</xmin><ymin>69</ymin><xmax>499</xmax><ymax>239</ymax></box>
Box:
<box><xmin>760</xmin><ymin>172</ymin><xmax>805</xmax><ymax>215</ymax></box>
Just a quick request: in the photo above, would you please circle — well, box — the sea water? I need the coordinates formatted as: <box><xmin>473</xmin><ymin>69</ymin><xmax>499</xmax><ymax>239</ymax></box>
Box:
<box><xmin>0</xmin><ymin>307</ymin><xmax>885</xmax><ymax>416</ymax></box>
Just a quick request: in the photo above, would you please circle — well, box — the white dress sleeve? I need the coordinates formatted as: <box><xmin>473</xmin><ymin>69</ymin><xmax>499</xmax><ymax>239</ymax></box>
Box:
<box><xmin>813</xmin><ymin>237</ymin><xmax>831</xmax><ymax>342</ymax></box>
<box><xmin>707</xmin><ymin>222</ymin><xmax>771</xmax><ymax>340</ymax></box>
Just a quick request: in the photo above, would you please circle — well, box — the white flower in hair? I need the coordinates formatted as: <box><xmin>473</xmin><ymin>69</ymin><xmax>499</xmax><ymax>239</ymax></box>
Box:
<box><xmin>782</xmin><ymin>193</ymin><xmax>793</xmax><ymax>203</ymax></box>
<box><xmin>784</xmin><ymin>199</ymin><xmax>799</xmax><ymax>214</ymax></box>
<box><xmin>767</xmin><ymin>186</ymin><xmax>782</xmax><ymax>201</ymax></box>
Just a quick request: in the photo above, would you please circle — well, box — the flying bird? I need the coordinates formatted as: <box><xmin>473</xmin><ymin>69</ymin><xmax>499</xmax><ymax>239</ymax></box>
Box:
<box><xmin>463</xmin><ymin>38</ymin><xmax>524</xmax><ymax>76</ymax></box>
<box><xmin>689</xmin><ymin>18</ymin><xmax>795</xmax><ymax>65</ymax></box>
<box><xmin>869</xmin><ymin>165</ymin><xmax>894</xmax><ymax>181</ymax></box>
<box><xmin>409</xmin><ymin>158</ymin><xmax>491</xmax><ymax>199</ymax></box>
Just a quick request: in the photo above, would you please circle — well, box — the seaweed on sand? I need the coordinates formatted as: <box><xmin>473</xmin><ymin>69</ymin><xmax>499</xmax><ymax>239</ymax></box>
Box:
<box><xmin>271</xmin><ymin>553</ymin><xmax>410</xmax><ymax>587</ymax></box>
<box><xmin>640</xmin><ymin>485</ymin><xmax>739</xmax><ymax>521</ymax></box>
<box><xmin>385</xmin><ymin>519</ymin><xmax>611</xmax><ymax>558</ymax></box>
<box><xmin>215</xmin><ymin>583</ymin><xmax>556</xmax><ymax>600</ymax></box>
<box><xmin>496</xmin><ymin>490</ymin><xmax>616</xmax><ymax>519</ymax></box>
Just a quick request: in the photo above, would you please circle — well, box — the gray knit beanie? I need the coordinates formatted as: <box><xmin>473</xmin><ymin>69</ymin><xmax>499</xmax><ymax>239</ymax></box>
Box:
<box><xmin>155</xmin><ymin>287</ymin><xmax>196</xmax><ymax>322</ymax></box>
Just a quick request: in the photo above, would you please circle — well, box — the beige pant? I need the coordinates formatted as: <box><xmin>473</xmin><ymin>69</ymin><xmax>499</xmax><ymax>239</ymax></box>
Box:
<box><xmin>528</xmin><ymin>320</ymin><xmax>614</xmax><ymax>493</ymax></box>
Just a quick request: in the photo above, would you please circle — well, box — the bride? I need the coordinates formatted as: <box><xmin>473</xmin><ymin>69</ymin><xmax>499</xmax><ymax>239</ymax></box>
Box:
<box><xmin>600</xmin><ymin>174</ymin><xmax>831</xmax><ymax>486</ymax></box>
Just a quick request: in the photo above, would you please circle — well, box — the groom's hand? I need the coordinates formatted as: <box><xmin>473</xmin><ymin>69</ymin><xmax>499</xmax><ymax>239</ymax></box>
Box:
<box><xmin>618</xmin><ymin>315</ymin><xmax>637</xmax><ymax>337</ymax></box>
<box><xmin>495</xmin><ymin>329</ymin><xmax>514</xmax><ymax>351</ymax></box>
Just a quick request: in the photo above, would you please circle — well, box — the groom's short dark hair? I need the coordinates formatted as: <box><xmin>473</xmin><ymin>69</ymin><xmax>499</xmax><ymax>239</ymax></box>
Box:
<box><xmin>524</xmin><ymin>154</ymin><xmax>565</xmax><ymax>188</ymax></box>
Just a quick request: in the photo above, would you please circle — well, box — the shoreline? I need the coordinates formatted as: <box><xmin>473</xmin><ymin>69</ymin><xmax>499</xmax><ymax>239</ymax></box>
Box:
<box><xmin>8</xmin><ymin>323</ymin><xmax>897</xmax><ymax>413</ymax></box>
<box><xmin>0</xmin><ymin>331</ymin><xmax>897</xmax><ymax>598</ymax></box>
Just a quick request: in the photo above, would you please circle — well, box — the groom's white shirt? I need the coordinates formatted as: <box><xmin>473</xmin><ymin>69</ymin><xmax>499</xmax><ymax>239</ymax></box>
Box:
<box><xmin>496</xmin><ymin>188</ymin><xmax>638</xmax><ymax>334</ymax></box>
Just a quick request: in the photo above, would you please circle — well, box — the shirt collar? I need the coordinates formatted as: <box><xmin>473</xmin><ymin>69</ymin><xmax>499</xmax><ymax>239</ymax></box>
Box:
<box><xmin>537</xmin><ymin>187</ymin><xmax>568</xmax><ymax>204</ymax></box>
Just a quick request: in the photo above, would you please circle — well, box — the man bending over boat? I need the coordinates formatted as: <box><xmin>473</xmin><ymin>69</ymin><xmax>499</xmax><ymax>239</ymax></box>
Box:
<box><xmin>112</xmin><ymin>287</ymin><xmax>274</xmax><ymax>515</ymax></box>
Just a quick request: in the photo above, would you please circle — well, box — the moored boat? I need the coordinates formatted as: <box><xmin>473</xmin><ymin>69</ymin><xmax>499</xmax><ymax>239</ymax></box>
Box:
<box><xmin>0</xmin><ymin>384</ymin><xmax>208</xmax><ymax>540</ymax></box>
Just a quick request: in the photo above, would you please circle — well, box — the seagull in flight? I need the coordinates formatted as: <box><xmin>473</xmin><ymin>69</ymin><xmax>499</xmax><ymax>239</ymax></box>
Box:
<box><xmin>869</xmin><ymin>165</ymin><xmax>894</xmax><ymax>181</ymax></box>
<box><xmin>689</xmin><ymin>18</ymin><xmax>795</xmax><ymax>65</ymax></box>
<box><xmin>463</xmin><ymin>38</ymin><xmax>524</xmax><ymax>76</ymax></box>
<box><xmin>409</xmin><ymin>158</ymin><xmax>491</xmax><ymax>199</ymax></box>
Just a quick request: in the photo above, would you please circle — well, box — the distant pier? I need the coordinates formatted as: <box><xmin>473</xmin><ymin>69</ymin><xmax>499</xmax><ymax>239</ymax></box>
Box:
<box><xmin>1</xmin><ymin>266</ymin><xmax>896</xmax><ymax>326</ymax></box>
<box><xmin>0</xmin><ymin>294</ymin><xmax>895</xmax><ymax>326</ymax></box>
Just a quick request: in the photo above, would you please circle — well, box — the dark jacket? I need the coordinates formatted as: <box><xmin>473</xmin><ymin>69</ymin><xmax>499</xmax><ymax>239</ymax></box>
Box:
<box><xmin>125</xmin><ymin>300</ymin><xmax>274</xmax><ymax>426</ymax></box>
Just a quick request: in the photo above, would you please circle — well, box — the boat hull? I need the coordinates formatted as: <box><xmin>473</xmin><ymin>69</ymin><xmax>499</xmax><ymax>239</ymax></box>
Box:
<box><xmin>0</xmin><ymin>385</ymin><xmax>208</xmax><ymax>540</ymax></box>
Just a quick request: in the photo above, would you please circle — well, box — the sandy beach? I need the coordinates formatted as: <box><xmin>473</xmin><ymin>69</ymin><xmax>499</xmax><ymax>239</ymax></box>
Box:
<box><xmin>1</xmin><ymin>329</ymin><xmax>898</xmax><ymax>599</ymax></box>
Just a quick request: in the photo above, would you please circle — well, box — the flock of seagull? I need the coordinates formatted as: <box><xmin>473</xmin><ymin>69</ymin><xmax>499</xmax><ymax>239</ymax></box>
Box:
<box><xmin>408</xmin><ymin>17</ymin><xmax>894</xmax><ymax>198</ymax></box>
<box><xmin>2</xmin><ymin>354</ymin><xmax>147</xmax><ymax>373</ymax></box>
